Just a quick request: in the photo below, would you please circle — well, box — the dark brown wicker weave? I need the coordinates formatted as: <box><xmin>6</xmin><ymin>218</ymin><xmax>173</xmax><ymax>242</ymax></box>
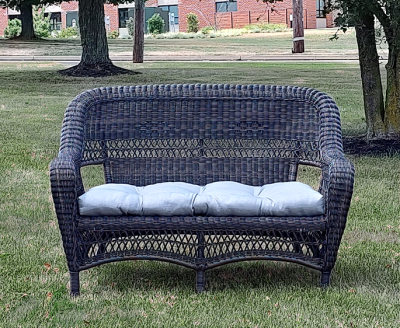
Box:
<box><xmin>50</xmin><ymin>84</ymin><xmax>354</xmax><ymax>296</ymax></box>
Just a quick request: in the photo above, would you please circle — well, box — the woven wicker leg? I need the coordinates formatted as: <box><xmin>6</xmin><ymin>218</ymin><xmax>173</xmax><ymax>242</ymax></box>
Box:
<box><xmin>196</xmin><ymin>232</ymin><xmax>206</xmax><ymax>292</ymax></box>
<box><xmin>196</xmin><ymin>270</ymin><xmax>205</xmax><ymax>293</ymax></box>
<box><xmin>320</xmin><ymin>271</ymin><xmax>331</xmax><ymax>287</ymax></box>
<box><xmin>70</xmin><ymin>272</ymin><xmax>80</xmax><ymax>296</ymax></box>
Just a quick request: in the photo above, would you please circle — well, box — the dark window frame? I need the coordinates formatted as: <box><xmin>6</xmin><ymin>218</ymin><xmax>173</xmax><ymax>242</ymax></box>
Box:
<box><xmin>159</xmin><ymin>5</ymin><xmax>179</xmax><ymax>25</ymax></box>
<box><xmin>216</xmin><ymin>1</ymin><xmax>237</xmax><ymax>13</ymax></box>
<box><xmin>118</xmin><ymin>8</ymin><xmax>129</xmax><ymax>28</ymax></box>
<box><xmin>44</xmin><ymin>12</ymin><xmax>62</xmax><ymax>31</ymax></box>
<box><xmin>316</xmin><ymin>0</ymin><xmax>326</xmax><ymax>18</ymax></box>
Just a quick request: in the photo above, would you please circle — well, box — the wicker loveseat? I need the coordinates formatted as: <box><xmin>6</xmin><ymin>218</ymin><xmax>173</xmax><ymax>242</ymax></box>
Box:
<box><xmin>50</xmin><ymin>84</ymin><xmax>354</xmax><ymax>296</ymax></box>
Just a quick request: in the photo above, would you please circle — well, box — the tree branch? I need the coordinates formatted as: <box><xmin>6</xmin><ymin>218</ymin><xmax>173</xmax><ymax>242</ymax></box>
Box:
<box><xmin>366</xmin><ymin>1</ymin><xmax>391</xmax><ymax>30</ymax></box>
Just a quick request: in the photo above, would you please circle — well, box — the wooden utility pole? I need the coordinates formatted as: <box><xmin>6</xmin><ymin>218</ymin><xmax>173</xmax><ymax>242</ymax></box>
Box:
<box><xmin>133</xmin><ymin>0</ymin><xmax>145</xmax><ymax>63</ymax></box>
<box><xmin>292</xmin><ymin>0</ymin><xmax>305</xmax><ymax>53</ymax></box>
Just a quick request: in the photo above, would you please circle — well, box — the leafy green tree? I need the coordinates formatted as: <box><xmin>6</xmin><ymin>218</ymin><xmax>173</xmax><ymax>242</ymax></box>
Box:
<box><xmin>0</xmin><ymin>0</ymin><xmax>135</xmax><ymax>75</ymax></box>
<box><xmin>0</xmin><ymin>1</ymin><xmax>57</xmax><ymax>40</ymax></box>
<box><xmin>328</xmin><ymin>0</ymin><xmax>400</xmax><ymax>138</ymax></box>
<box><xmin>33</xmin><ymin>5</ymin><xmax>50</xmax><ymax>38</ymax></box>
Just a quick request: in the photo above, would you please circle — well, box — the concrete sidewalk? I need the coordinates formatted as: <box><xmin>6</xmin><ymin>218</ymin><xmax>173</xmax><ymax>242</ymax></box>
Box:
<box><xmin>0</xmin><ymin>53</ymin><xmax>374</xmax><ymax>62</ymax></box>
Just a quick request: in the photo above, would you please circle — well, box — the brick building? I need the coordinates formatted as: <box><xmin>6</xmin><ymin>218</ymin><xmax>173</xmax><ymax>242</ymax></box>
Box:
<box><xmin>0</xmin><ymin>0</ymin><xmax>333</xmax><ymax>36</ymax></box>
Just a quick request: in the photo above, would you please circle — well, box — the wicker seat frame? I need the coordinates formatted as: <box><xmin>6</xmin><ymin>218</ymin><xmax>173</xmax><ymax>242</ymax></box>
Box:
<box><xmin>50</xmin><ymin>84</ymin><xmax>355</xmax><ymax>295</ymax></box>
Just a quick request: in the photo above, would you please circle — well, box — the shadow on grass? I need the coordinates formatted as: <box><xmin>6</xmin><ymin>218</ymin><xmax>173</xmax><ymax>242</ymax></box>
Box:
<box><xmin>343</xmin><ymin>136</ymin><xmax>400</xmax><ymax>157</ymax></box>
<box><xmin>95</xmin><ymin>260</ymin><xmax>320</xmax><ymax>293</ymax></box>
<box><xmin>91</xmin><ymin>237</ymin><xmax>400</xmax><ymax>294</ymax></box>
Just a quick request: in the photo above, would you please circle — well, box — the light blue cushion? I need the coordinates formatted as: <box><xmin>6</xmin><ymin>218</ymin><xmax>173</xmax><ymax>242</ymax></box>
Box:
<box><xmin>78</xmin><ymin>181</ymin><xmax>324</xmax><ymax>217</ymax></box>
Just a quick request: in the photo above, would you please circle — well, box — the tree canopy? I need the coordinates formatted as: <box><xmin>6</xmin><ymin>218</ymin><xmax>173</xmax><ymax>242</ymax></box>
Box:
<box><xmin>0</xmin><ymin>0</ymin><xmax>59</xmax><ymax>39</ymax></box>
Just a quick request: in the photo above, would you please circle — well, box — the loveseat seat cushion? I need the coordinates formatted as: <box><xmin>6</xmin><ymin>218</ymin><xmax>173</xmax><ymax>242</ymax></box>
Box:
<box><xmin>78</xmin><ymin>181</ymin><xmax>324</xmax><ymax>217</ymax></box>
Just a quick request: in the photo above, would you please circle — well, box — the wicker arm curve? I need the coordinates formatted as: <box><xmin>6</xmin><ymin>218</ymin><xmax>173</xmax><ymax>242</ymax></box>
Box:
<box><xmin>49</xmin><ymin>150</ymin><xmax>83</xmax><ymax>273</ymax></box>
<box><xmin>320</xmin><ymin>156</ymin><xmax>355</xmax><ymax>284</ymax></box>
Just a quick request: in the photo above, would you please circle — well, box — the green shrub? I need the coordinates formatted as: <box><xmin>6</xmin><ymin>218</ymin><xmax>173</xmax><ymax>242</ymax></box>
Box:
<box><xmin>34</xmin><ymin>19</ymin><xmax>51</xmax><ymax>38</ymax></box>
<box><xmin>243</xmin><ymin>23</ymin><xmax>288</xmax><ymax>33</ymax></box>
<box><xmin>168</xmin><ymin>33</ymin><xmax>180</xmax><ymax>39</ymax></box>
<box><xmin>186</xmin><ymin>12</ymin><xmax>199</xmax><ymax>33</ymax></box>
<box><xmin>56</xmin><ymin>27</ymin><xmax>79</xmax><ymax>38</ymax></box>
<box><xmin>147</xmin><ymin>13</ymin><xmax>164</xmax><ymax>35</ymax></box>
<box><xmin>201</xmin><ymin>26</ymin><xmax>214</xmax><ymax>35</ymax></box>
<box><xmin>33</xmin><ymin>5</ymin><xmax>50</xmax><ymax>38</ymax></box>
<box><xmin>126</xmin><ymin>17</ymin><xmax>135</xmax><ymax>37</ymax></box>
<box><xmin>108</xmin><ymin>30</ymin><xmax>119</xmax><ymax>39</ymax></box>
<box><xmin>4</xmin><ymin>19</ymin><xmax>21</xmax><ymax>38</ymax></box>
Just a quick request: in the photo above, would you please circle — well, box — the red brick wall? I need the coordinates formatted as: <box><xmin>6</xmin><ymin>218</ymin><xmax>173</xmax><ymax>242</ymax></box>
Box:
<box><xmin>61</xmin><ymin>2</ymin><xmax>78</xmax><ymax>29</ymax></box>
<box><xmin>179</xmin><ymin>0</ymin><xmax>217</xmax><ymax>31</ymax></box>
<box><xmin>0</xmin><ymin>0</ymin><xmax>324</xmax><ymax>36</ymax></box>
<box><xmin>104</xmin><ymin>4</ymin><xmax>119</xmax><ymax>32</ymax></box>
<box><xmin>179</xmin><ymin>0</ymin><xmax>318</xmax><ymax>32</ymax></box>
<box><xmin>61</xmin><ymin>2</ymin><xmax>78</xmax><ymax>11</ymax></box>
<box><xmin>326</xmin><ymin>12</ymin><xmax>334</xmax><ymax>28</ymax></box>
<box><xmin>0</xmin><ymin>8</ymin><xmax>8</xmax><ymax>36</ymax></box>
<box><xmin>304</xmin><ymin>0</ymin><xmax>317</xmax><ymax>28</ymax></box>
<box><xmin>59</xmin><ymin>2</ymin><xmax>118</xmax><ymax>32</ymax></box>
<box><xmin>146</xmin><ymin>0</ymin><xmax>158</xmax><ymax>7</ymax></box>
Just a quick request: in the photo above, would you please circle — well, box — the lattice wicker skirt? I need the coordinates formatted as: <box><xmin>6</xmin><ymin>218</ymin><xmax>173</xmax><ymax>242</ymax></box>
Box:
<box><xmin>70</xmin><ymin>215</ymin><xmax>328</xmax><ymax>294</ymax></box>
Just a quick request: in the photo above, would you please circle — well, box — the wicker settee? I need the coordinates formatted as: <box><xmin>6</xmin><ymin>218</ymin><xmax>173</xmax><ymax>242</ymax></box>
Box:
<box><xmin>50</xmin><ymin>84</ymin><xmax>354</xmax><ymax>296</ymax></box>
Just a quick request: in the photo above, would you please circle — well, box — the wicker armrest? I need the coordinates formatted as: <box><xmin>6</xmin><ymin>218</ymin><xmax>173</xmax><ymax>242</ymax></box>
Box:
<box><xmin>50</xmin><ymin>149</ymin><xmax>82</xmax><ymax>190</ymax></box>
<box><xmin>320</xmin><ymin>156</ymin><xmax>355</xmax><ymax>272</ymax></box>
<box><xmin>50</xmin><ymin>149</ymin><xmax>84</xmax><ymax>213</ymax></box>
<box><xmin>321</xmin><ymin>156</ymin><xmax>355</xmax><ymax>215</ymax></box>
<box><xmin>50</xmin><ymin>151</ymin><xmax>83</xmax><ymax>272</ymax></box>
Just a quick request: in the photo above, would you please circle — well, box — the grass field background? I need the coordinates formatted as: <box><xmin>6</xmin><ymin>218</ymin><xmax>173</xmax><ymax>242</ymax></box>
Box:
<box><xmin>0</xmin><ymin>61</ymin><xmax>399</xmax><ymax>327</ymax></box>
<box><xmin>0</xmin><ymin>29</ymin><xmax>381</xmax><ymax>57</ymax></box>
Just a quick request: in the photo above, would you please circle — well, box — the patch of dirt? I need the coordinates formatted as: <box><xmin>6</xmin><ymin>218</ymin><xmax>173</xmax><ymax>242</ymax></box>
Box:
<box><xmin>59</xmin><ymin>62</ymin><xmax>141</xmax><ymax>77</ymax></box>
<box><xmin>239</xmin><ymin>28</ymin><xmax>346</xmax><ymax>38</ymax></box>
<box><xmin>36</xmin><ymin>63</ymin><xmax>58</xmax><ymax>68</ymax></box>
<box><xmin>292</xmin><ymin>78</ymin><xmax>307</xmax><ymax>84</ymax></box>
<box><xmin>343</xmin><ymin>136</ymin><xmax>400</xmax><ymax>156</ymax></box>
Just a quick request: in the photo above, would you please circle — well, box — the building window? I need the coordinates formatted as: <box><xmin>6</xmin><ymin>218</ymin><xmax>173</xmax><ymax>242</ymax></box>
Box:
<box><xmin>159</xmin><ymin>5</ymin><xmax>179</xmax><ymax>25</ymax></box>
<box><xmin>216</xmin><ymin>1</ymin><xmax>237</xmax><ymax>13</ymax></box>
<box><xmin>66</xmin><ymin>11</ymin><xmax>79</xmax><ymax>28</ymax></box>
<box><xmin>45</xmin><ymin>12</ymin><xmax>62</xmax><ymax>31</ymax></box>
<box><xmin>7</xmin><ymin>15</ymin><xmax>21</xmax><ymax>21</ymax></box>
<box><xmin>316</xmin><ymin>0</ymin><xmax>326</xmax><ymax>18</ymax></box>
<box><xmin>118</xmin><ymin>8</ymin><xmax>134</xmax><ymax>28</ymax></box>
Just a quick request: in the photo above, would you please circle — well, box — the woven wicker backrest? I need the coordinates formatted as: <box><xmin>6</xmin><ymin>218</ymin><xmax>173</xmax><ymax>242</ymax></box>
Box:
<box><xmin>60</xmin><ymin>84</ymin><xmax>343</xmax><ymax>186</ymax></box>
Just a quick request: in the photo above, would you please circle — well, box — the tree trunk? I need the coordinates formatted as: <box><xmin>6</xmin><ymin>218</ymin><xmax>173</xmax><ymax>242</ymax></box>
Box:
<box><xmin>79</xmin><ymin>0</ymin><xmax>111</xmax><ymax>66</ymax></box>
<box><xmin>59</xmin><ymin>0</ymin><xmax>137</xmax><ymax>76</ymax></box>
<box><xmin>133</xmin><ymin>0</ymin><xmax>145</xmax><ymax>63</ymax></box>
<box><xmin>384</xmin><ymin>41</ymin><xmax>400</xmax><ymax>136</ymax></box>
<box><xmin>355</xmin><ymin>11</ymin><xmax>386</xmax><ymax>139</ymax></box>
<box><xmin>18</xmin><ymin>3</ymin><xmax>36</xmax><ymax>40</ymax></box>
<box><xmin>292</xmin><ymin>0</ymin><xmax>304</xmax><ymax>53</ymax></box>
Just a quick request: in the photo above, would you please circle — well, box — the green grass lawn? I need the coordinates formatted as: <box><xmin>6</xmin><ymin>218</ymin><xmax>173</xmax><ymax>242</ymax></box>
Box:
<box><xmin>0</xmin><ymin>62</ymin><xmax>399</xmax><ymax>327</ymax></box>
<box><xmin>0</xmin><ymin>29</ymin><xmax>375</xmax><ymax>57</ymax></box>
